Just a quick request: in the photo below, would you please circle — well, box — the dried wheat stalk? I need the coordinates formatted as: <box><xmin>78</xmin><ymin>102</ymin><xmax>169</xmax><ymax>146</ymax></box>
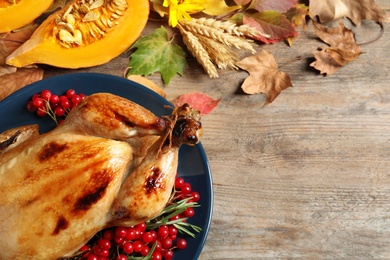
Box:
<box><xmin>191</xmin><ymin>17</ymin><xmax>267</xmax><ymax>38</ymax></box>
<box><xmin>178</xmin><ymin>24</ymin><xmax>219</xmax><ymax>78</ymax></box>
<box><xmin>179</xmin><ymin>19</ymin><xmax>256</xmax><ymax>54</ymax></box>
<box><xmin>195</xmin><ymin>33</ymin><xmax>239</xmax><ymax>70</ymax></box>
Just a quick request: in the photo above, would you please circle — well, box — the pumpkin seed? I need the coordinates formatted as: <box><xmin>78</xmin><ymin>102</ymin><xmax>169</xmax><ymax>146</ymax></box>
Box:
<box><xmin>58</xmin><ymin>29</ymin><xmax>75</xmax><ymax>43</ymax></box>
<box><xmin>79</xmin><ymin>3</ymin><xmax>90</xmax><ymax>13</ymax></box>
<box><xmin>94</xmin><ymin>19</ymin><xmax>108</xmax><ymax>32</ymax></box>
<box><xmin>63</xmin><ymin>5</ymin><xmax>73</xmax><ymax>18</ymax></box>
<box><xmin>113</xmin><ymin>0</ymin><xmax>127</xmax><ymax>8</ymax></box>
<box><xmin>90</xmin><ymin>0</ymin><xmax>104</xmax><ymax>10</ymax></box>
<box><xmin>83</xmin><ymin>9</ymin><xmax>100</xmax><ymax>22</ymax></box>
<box><xmin>73</xmin><ymin>30</ymin><xmax>83</xmax><ymax>45</ymax></box>
<box><xmin>65</xmin><ymin>14</ymin><xmax>76</xmax><ymax>25</ymax></box>
<box><xmin>55</xmin><ymin>14</ymin><xmax>63</xmax><ymax>24</ymax></box>
<box><xmin>89</xmin><ymin>28</ymin><xmax>97</xmax><ymax>38</ymax></box>
<box><xmin>111</xmin><ymin>13</ymin><xmax>120</xmax><ymax>19</ymax></box>
<box><xmin>57</xmin><ymin>22</ymin><xmax>75</xmax><ymax>33</ymax></box>
<box><xmin>106</xmin><ymin>18</ymin><xmax>113</xmax><ymax>28</ymax></box>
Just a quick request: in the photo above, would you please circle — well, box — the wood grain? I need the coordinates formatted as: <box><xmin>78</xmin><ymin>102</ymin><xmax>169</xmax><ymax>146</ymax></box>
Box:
<box><xmin>42</xmin><ymin>1</ymin><xmax>390</xmax><ymax>259</ymax></box>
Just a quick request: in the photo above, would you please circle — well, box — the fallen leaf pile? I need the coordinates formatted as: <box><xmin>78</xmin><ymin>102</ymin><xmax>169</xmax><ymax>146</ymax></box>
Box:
<box><xmin>310</xmin><ymin>20</ymin><xmax>363</xmax><ymax>75</ymax></box>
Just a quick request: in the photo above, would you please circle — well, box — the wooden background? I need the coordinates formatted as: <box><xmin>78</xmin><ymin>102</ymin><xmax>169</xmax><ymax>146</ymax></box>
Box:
<box><xmin>43</xmin><ymin>1</ymin><xmax>390</xmax><ymax>259</ymax></box>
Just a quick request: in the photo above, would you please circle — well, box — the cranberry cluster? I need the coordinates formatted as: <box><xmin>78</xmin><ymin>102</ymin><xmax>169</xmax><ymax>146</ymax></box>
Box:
<box><xmin>79</xmin><ymin>177</ymin><xmax>200</xmax><ymax>260</ymax></box>
<box><xmin>27</xmin><ymin>89</ymin><xmax>86</xmax><ymax>123</ymax></box>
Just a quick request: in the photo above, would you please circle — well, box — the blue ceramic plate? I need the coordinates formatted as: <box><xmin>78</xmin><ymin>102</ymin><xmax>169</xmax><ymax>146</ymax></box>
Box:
<box><xmin>0</xmin><ymin>73</ymin><xmax>213</xmax><ymax>260</ymax></box>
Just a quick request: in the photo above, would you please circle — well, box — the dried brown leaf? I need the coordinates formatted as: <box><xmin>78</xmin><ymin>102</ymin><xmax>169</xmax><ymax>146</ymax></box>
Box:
<box><xmin>0</xmin><ymin>23</ymin><xmax>38</xmax><ymax>64</ymax></box>
<box><xmin>0</xmin><ymin>68</ymin><xmax>43</xmax><ymax>101</ymax></box>
<box><xmin>309</xmin><ymin>0</ymin><xmax>387</xmax><ymax>25</ymax></box>
<box><xmin>0</xmin><ymin>65</ymin><xmax>17</xmax><ymax>76</ymax></box>
<box><xmin>312</xmin><ymin>20</ymin><xmax>356</xmax><ymax>48</ymax></box>
<box><xmin>310</xmin><ymin>20</ymin><xmax>363</xmax><ymax>75</ymax></box>
<box><xmin>311</xmin><ymin>48</ymin><xmax>342</xmax><ymax>75</ymax></box>
<box><xmin>236</xmin><ymin>50</ymin><xmax>292</xmax><ymax>103</ymax></box>
<box><xmin>325</xmin><ymin>47</ymin><xmax>362</xmax><ymax>66</ymax></box>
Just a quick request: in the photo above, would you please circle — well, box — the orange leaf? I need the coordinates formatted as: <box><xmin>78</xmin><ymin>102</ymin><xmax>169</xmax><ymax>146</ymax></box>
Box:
<box><xmin>310</xmin><ymin>20</ymin><xmax>363</xmax><ymax>75</ymax></box>
<box><xmin>0</xmin><ymin>67</ymin><xmax>43</xmax><ymax>101</ymax></box>
<box><xmin>171</xmin><ymin>92</ymin><xmax>221</xmax><ymax>115</ymax></box>
<box><xmin>236</xmin><ymin>50</ymin><xmax>292</xmax><ymax>103</ymax></box>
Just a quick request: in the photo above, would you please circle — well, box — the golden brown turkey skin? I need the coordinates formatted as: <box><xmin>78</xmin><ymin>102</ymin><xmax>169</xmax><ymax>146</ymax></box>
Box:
<box><xmin>0</xmin><ymin>133</ymin><xmax>133</xmax><ymax>259</ymax></box>
<box><xmin>0</xmin><ymin>93</ymin><xmax>202</xmax><ymax>259</ymax></box>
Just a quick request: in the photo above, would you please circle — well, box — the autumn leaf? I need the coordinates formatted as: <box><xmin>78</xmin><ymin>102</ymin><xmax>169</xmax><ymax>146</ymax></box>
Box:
<box><xmin>236</xmin><ymin>49</ymin><xmax>292</xmax><ymax>103</ymax></box>
<box><xmin>0</xmin><ymin>67</ymin><xmax>43</xmax><ymax>101</ymax></box>
<box><xmin>309</xmin><ymin>0</ymin><xmax>388</xmax><ymax>25</ymax></box>
<box><xmin>127</xmin><ymin>26</ymin><xmax>187</xmax><ymax>85</ymax></box>
<box><xmin>285</xmin><ymin>4</ymin><xmax>310</xmax><ymax>29</ymax></box>
<box><xmin>171</xmin><ymin>92</ymin><xmax>221</xmax><ymax>115</ymax></box>
<box><xmin>0</xmin><ymin>65</ymin><xmax>17</xmax><ymax>77</ymax></box>
<box><xmin>285</xmin><ymin>4</ymin><xmax>310</xmax><ymax>46</ymax></box>
<box><xmin>310</xmin><ymin>20</ymin><xmax>363</xmax><ymax>75</ymax></box>
<box><xmin>0</xmin><ymin>23</ymin><xmax>38</xmax><ymax>64</ymax></box>
<box><xmin>243</xmin><ymin>10</ymin><xmax>298</xmax><ymax>43</ymax></box>
<box><xmin>249</xmin><ymin>0</ymin><xmax>297</xmax><ymax>13</ymax></box>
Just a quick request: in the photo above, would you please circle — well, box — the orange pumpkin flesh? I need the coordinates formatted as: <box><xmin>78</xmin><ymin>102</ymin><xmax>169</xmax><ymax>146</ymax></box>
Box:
<box><xmin>0</xmin><ymin>0</ymin><xmax>54</xmax><ymax>33</ymax></box>
<box><xmin>6</xmin><ymin>0</ymin><xmax>150</xmax><ymax>68</ymax></box>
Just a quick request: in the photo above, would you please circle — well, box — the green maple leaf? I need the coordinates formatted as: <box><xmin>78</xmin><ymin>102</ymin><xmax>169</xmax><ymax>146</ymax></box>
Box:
<box><xmin>127</xmin><ymin>26</ymin><xmax>187</xmax><ymax>85</ymax></box>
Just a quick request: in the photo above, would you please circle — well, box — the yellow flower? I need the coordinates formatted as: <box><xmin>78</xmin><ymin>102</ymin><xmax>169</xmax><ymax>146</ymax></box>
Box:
<box><xmin>163</xmin><ymin>0</ymin><xmax>205</xmax><ymax>27</ymax></box>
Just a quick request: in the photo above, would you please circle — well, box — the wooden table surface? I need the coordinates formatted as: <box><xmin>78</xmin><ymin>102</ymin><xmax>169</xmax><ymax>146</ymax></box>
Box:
<box><xmin>43</xmin><ymin>2</ymin><xmax>390</xmax><ymax>259</ymax></box>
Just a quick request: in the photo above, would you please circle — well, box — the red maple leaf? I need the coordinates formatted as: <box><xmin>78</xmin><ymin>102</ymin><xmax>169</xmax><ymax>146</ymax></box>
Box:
<box><xmin>243</xmin><ymin>10</ymin><xmax>298</xmax><ymax>43</ymax></box>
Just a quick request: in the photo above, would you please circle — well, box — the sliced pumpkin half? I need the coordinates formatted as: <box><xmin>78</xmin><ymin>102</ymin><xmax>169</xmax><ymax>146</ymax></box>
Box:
<box><xmin>6</xmin><ymin>0</ymin><xmax>149</xmax><ymax>68</ymax></box>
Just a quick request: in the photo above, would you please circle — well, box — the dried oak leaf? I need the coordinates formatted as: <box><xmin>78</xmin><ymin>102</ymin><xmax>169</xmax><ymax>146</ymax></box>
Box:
<box><xmin>310</xmin><ymin>20</ymin><xmax>363</xmax><ymax>75</ymax></box>
<box><xmin>309</xmin><ymin>0</ymin><xmax>387</xmax><ymax>25</ymax></box>
<box><xmin>171</xmin><ymin>92</ymin><xmax>221</xmax><ymax>116</ymax></box>
<box><xmin>236</xmin><ymin>49</ymin><xmax>292</xmax><ymax>103</ymax></box>
<box><xmin>0</xmin><ymin>23</ymin><xmax>38</xmax><ymax>64</ymax></box>
<box><xmin>0</xmin><ymin>67</ymin><xmax>43</xmax><ymax>101</ymax></box>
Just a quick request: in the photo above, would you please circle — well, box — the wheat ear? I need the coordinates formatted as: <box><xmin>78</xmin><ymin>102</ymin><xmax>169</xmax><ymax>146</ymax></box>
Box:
<box><xmin>179</xmin><ymin>19</ymin><xmax>256</xmax><ymax>53</ymax></box>
<box><xmin>192</xmin><ymin>17</ymin><xmax>268</xmax><ymax>38</ymax></box>
<box><xmin>178</xmin><ymin>25</ymin><xmax>219</xmax><ymax>78</ymax></box>
<box><xmin>195</xmin><ymin>33</ymin><xmax>239</xmax><ymax>70</ymax></box>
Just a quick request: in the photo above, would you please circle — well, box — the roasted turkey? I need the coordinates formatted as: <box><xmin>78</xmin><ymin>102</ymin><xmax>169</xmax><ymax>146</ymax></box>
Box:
<box><xmin>0</xmin><ymin>93</ymin><xmax>202</xmax><ymax>259</ymax></box>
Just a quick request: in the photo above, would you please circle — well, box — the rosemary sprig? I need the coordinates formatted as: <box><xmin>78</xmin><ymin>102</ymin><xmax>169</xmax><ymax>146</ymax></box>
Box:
<box><xmin>146</xmin><ymin>197</ymin><xmax>201</xmax><ymax>238</ymax></box>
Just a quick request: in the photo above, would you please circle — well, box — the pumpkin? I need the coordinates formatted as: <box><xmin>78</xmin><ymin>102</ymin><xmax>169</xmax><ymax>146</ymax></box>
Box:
<box><xmin>0</xmin><ymin>0</ymin><xmax>54</xmax><ymax>33</ymax></box>
<box><xmin>6</xmin><ymin>0</ymin><xmax>149</xmax><ymax>68</ymax></box>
